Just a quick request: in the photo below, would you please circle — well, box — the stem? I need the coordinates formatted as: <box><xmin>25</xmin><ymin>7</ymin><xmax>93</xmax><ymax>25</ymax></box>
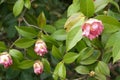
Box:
<box><xmin>22</xmin><ymin>17</ymin><xmax>41</xmax><ymax>30</ymax></box>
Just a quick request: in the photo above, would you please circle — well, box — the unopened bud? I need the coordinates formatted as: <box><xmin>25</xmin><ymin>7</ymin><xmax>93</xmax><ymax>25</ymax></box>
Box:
<box><xmin>33</xmin><ymin>60</ymin><xmax>43</xmax><ymax>75</ymax></box>
<box><xmin>0</xmin><ymin>52</ymin><xmax>13</xmax><ymax>68</ymax></box>
<box><xmin>89</xmin><ymin>71</ymin><xmax>95</xmax><ymax>77</ymax></box>
<box><xmin>34</xmin><ymin>39</ymin><xmax>48</xmax><ymax>56</ymax></box>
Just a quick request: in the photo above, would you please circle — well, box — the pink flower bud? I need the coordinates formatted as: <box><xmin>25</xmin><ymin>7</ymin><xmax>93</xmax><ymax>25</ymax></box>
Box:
<box><xmin>82</xmin><ymin>19</ymin><xmax>104</xmax><ymax>40</ymax></box>
<box><xmin>0</xmin><ymin>52</ymin><xmax>13</xmax><ymax>68</ymax></box>
<box><xmin>34</xmin><ymin>39</ymin><xmax>48</xmax><ymax>56</ymax></box>
<box><xmin>33</xmin><ymin>61</ymin><xmax>43</xmax><ymax>75</ymax></box>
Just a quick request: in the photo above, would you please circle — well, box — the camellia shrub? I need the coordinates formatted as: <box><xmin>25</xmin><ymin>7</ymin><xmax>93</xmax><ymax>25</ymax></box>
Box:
<box><xmin>0</xmin><ymin>0</ymin><xmax>120</xmax><ymax>80</ymax></box>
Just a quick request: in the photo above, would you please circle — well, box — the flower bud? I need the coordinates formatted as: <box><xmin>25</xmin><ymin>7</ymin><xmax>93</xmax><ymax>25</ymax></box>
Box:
<box><xmin>33</xmin><ymin>60</ymin><xmax>43</xmax><ymax>75</ymax></box>
<box><xmin>34</xmin><ymin>39</ymin><xmax>48</xmax><ymax>56</ymax></box>
<box><xmin>82</xmin><ymin>19</ymin><xmax>104</xmax><ymax>40</ymax></box>
<box><xmin>0</xmin><ymin>52</ymin><xmax>13</xmax><ymax>68</ymax></box>
<box><xmin>89</xmin><ymin>71</ymin><xmax>95</xmax><ymax>77</ymax></box>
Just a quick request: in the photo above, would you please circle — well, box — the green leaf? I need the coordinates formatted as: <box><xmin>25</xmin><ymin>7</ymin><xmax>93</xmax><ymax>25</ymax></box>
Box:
<box><xmin>42</xmin><ymin>35</ymin><xmax>59</xmax><ymax>47</ymax></box>
<box><xmin>43</xmin><ymin>25</ymin><xmax>56</xmax><ymax>34</ymax></box>
<box><xmin>94</xmin><ymin>0</ymin><xmax>110</xmax><ymax>12</ymax></box>
<box><xmin>67</xmin><ymin>0</ymin><xmax>80</xmax><ymax>17</ymax></box>
<box><xmin>53</xmin><ymin>63</ymin><xmax>59</xmax><ymax>80</ymax></box>
<box><xmin>75</xmin><ymin>40</ymin><xmax>87</xmax><ymax>52</ymax></box>
<box><xmin>107</xmin><ymin>10</ymin><xmax>120</xmax><ymax>20</ymax></box>
<box><xmin>77</xmin><ymin>47</ymin><xmax>94</xmax><ymax>61</ymax></box>
<box><xmin>53</xmin><ymin>62</ymin><xmax>66</xmax><ymax>80</ymax></box>
<box><xmin>0</xmin><ymin>41</ymin><xmax>6</xmax><ymax>51</ymax></box>
<box><xmin>24</xmin><ymin>13</ymin><xmax>37</xmax><ymax>26</ymax></box>
<box><xmin>9</xmin><ymin>49</ymin><xmax>23</xmax><ymax>61</ymax></box>
<box><xmin>18</xmin><ymin>60</ymin><xmax>34</xmax><ymax>69</ymax></box>
<box><xmin>106</xmin><ymin>31</ymin><xmax>120</xmax><ymax>48</ymax></box>
<box><xmin>24</xmin><ymin>0</ymin><xmax>31</xmax><ymax>9</ymax></box>
<box><xmin>64</xmin><ymin>13</ymin><xmax>85</xmax><ymax>32</ymax></box>
<box><xmin>113</xmin><ymin>38</ymin><xmax>120</xmax><ymax>63</ymax></box>
<box><xmin>95</xmin><ymin>72</ymin><xmax>106</xmax><ymax>80</ymax></box>
<box><xmin>66</xmin><ymin>26</ymin><xmax>82</xmax><ymax>51</ymax></box>
<box><xmin>102</xmin><ymin>51</ymin><xmax>112</xmax><ymax>63</ymax></box>
<box><xmin>42</xmin><ymin>58</ymin><xmax>51</xmax><ymax>73</ymax></box>
<box><xmin>52</xmin><ymin>45</ymin><xmax>63</xmax><ymax>60</ymax></box>
<box><xmin>15</xmin><ymin>38</ymin><xmax>36</xmax><ymax>48</ymax></box>
<box><xmin>110</xmin><ymin>0</ymin><xmax>120</xmax><ymax>12</ymax></box>
<box><xmin>63</xmin><ymin>52</ymin><xmax>78</xmax><ymax>64</ymax></box>
<box><xmin>15</xmin><ymin>26</ymin><xmax>38</xmax><ymax>38</ymax></box>
<box><xmin>95</xmin><ymin>15</ymin><xmax>120</xmax><ymax>33</ymax></box>
<box><xmin>51</xmin><ymin>29</ymin><xmax>66</xmax><ymax>41</ymax></box>
<box><xmin>80</xmin><ymin>50</ymin><xmax>100</xmax><ymax>65</ymax></box>
<box><xmin>26</xmin><ymin>47</ymin><xmax>39</xmax><ymax>59</ymax></box>
<box><xmin>37</xmin><ymin>12</ymin><xmax>46</xmax><ymax>28</ymax></box>
<box><xmin>54</xmin><ymin>18</ymin><xmax>66</xmax><ymax>29</ymax></box>
<box><xmin>95</xmin><ymin>61</ymin><xmax>110</xmax><ymax>76</ymax></box>
<box><xmin>13</xmin><ymin>0</ymin><xmax>24</xmax><ymax>16</ymax></box>
<box><xmin>58</xmin><ymin>62</ymin><xmax>66</xmax><ymax>80</ymax></box>
<box><xmin>75</xmin><ymin>66</ymin><xmax>89</xmax><ymax>74</ymax></box>
<box><xmin>80</xmin><ymin>0</ymin><xmax>95</xmax><ymax>17</ymax></box>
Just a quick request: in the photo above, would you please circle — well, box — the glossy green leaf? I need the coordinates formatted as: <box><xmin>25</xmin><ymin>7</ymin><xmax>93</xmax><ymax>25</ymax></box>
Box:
<box><xmin>63</xmin><ymin>52</ymin><xmax>78</xmax><ymax>64</ymax></box>
<box><xmin>15</xmin><ymin>26</ymin><xmax>38</xmax><ymax>38</ymax></box>
<box><xmin>37</xmin><ymin>12</ymin><xmax>46</xmax><ymax>28</ymax></box>
<box><xmin>58</xmin><ymin>62</ymin><xmax>66</xmax><ymax>80</ymax></box>
<box><xmin>94</xmin><ymin>0</ymin><xmax>110</xmax><ymax>12</ymax></box>
<box><xmin>107</xmin><ymin>10</ymin><xmax>120</xmax><ymax>20</ymax></box>
<box><xmin>24</xmin><ymin>0</ymin><xmax>31</xmax><ymax>9</ymax></box>
<box><xmin>113</xmin><ymin>38</ymin><xmax>120</xmax><ymax>63</ymax></box>
<box><xmin>13</xmin><ymin>0</ymin><xmax>24</xmax><ymax>16</ymax></box>
<box><xmin>52</xmin><ymin>45</ymin><xmax>62</xmax><ymax>60</ymax></box>
<box><xmin>80</xmin><ymin>50</ymin><xmax>100</xmax><ymax>65</ymax></box>
<box><xmin>43</xmin><ymin>25</ymin><xmax>56</xmax><ymax>34</ymax></box>
<box><xmin>66</xmin><ymin>26</ymin><xmax>82</xmax><ymax>51</ymax></box>
<box><xmin>53</xmin><ymin>63</ymin><xmax>59</xmax><ymax>80</ymax></box>
<box><xmin>67</xmin><ymin>0</ymin><xmax>80</xmax><ymax>17</ymax></box>
<box><xmin>54</xmin><ymin>18</ymin><xmax>66</xmax><ymax>29</ymax></box>
<box><xmin>9</xmin><ymin>49</ymin><xmax>23</xmax><ymax>61</ymax></box>
<box><xmin>26</xmin><ymin>47</ymin><xmax>39</xmax><ymax>59</ymax></box>
<box><xmin>42</xmin><ymin>58</ymin><xmax>51</xmax><ymax>73</ymax></box>
<box><xmin>18</xmin><ymin>60</ymin><xmax>34</xmax><ymax>69</ymax></box>
<box><xmin>95</xmin><ymin>61</ymin><xmax>110</xmax><ymax>76</ymax></box>
<box><xmin>102</xmin><ymin>51</ymin><xmax>112</xmax><ymax>63</ymax></box>
<box><xmin>15</xmin><ymin>38</ymin><xmax>36</xmax><ymax>48</ymax></box>
<box><xmin>95</xmin><ymin>72</ymin><xmax>106</xmax><ymax>80</ymax></box>
<box><xmin>42</xmin><ymin>35</ymin><xmax>59</xmax><ymax>47</ymax></box>
<box><xmin>64</xmin><ymin>13</ymin><xmax>85</xmax><ymax>32</ymax></box>
<box><xmin>51</xmin><ymin>29</ymin><xmax>66</xmax><ymax>41</ymax></box>
<box><xmin>80</xmin><ymin>0</ymin><xmax>95</xmax><ymax>17</ymax></box>
<box><xmin>106</xmin><ymin>31</ymin><xmax>120</xmax><ymax>48</ymax></box>
<box><xmin>53</xmin><ymin>62</ymin><xmax>66</xmax><ymax>80</ymax></box>
<box><xmin>0</xmin><ymin>41</ymin><xmax>6</xmax><ymax>51</ymax></box>
<box><xmin>75</xmin><ymin>66</ymin><xmax>89</xmax><ymax>74</ymax></box>
<box><xmin>95</xmin><ymin>15</ymin><xmax>120</xmax><ymax>33</ymax></box>
<box><xmin>77</xmin><ymin>47</ymin><xmax>94</xmax><ymax>62</ymax></box>
<box><xmin>75</xmin><ymin>40</ymin><xmax>87</xmax><ymax>52</ymax></box>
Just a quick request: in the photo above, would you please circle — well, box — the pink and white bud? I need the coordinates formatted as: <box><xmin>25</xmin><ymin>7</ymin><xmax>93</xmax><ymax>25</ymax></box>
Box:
<box><xmin>82</xmin><ymin>18</ymin><xmax>104</xmax><ymax>40</ymax></box>
<box><xmin>33</xmin><ymin>60</ymin><xmax>43</xmax><ymax>75</ymax></box>
<box><xmin>0</xmin><ymin>52</ymin><xmax>13</xmax><ymax>68</ymax></box>
<box><xmin>34</xmin><ymin>39</ymin><xmax>48</xmax><ymax>56</ymax></box>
